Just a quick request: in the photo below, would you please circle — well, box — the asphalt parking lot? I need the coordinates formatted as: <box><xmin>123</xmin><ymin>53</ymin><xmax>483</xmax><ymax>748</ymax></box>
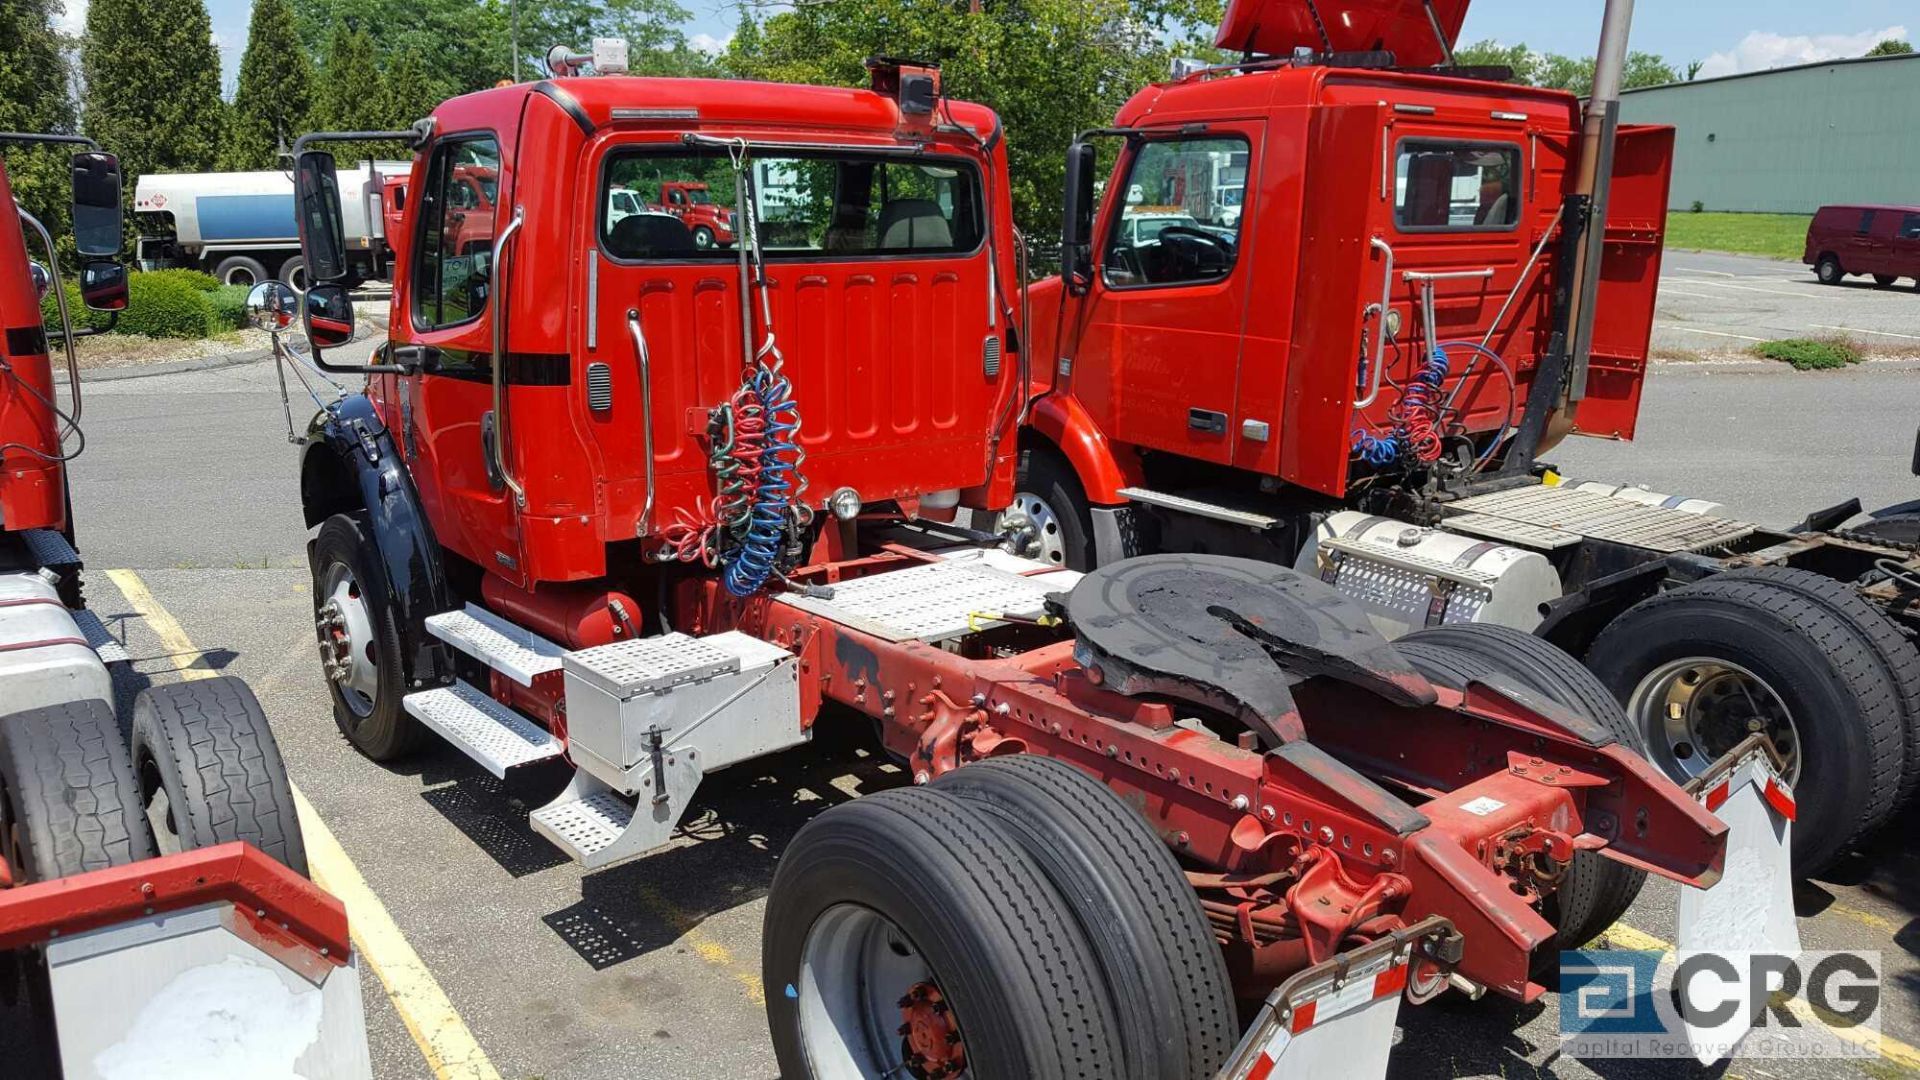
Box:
<box><xmin>41</xmin><ymin>259</ymin><xmax>1920</xmax><ymax>1079</ymax></box>
<box><xmin>1653</xmin><ymin>250</ymin><xmax>1920</xmax><ymax>357</ymax></box>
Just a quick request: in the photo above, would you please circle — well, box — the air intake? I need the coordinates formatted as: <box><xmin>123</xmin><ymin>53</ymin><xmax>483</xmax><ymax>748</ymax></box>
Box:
<box><xmin>586</xmin><ymin>362</ymin><xmax>613</xmax><ymax>412</ymax></box>
<box><xmin>982</xmin><ymin>335</ymin><xmax>1002</xmax><ymax>378</ymax></box>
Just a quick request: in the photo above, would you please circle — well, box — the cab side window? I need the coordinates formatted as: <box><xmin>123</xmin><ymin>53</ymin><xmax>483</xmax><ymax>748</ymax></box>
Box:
<box><xmin>1101</xmin><ymin>137</ymin><xmax>1247</xmax><ymax>289</ymax></box>
<box><xmin>413</xmin><ymin>135</ymin><xmax>503</xmax><ymax>331</ymax></box>
<box><xmin>1395</xmin><ymin>140</ymin><xmax>1521</xmax><ymax>231</ymax></box>
<box><xmin>1901</xmin><ymin>214</ymin><xmax>1920</xmax><ymax>240</ymax></box>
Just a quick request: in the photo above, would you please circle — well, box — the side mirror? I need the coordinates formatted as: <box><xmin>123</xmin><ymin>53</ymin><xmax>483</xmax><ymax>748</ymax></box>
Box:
<box><xmin>247</xmin><ymin>280</ymin><xmax>299</xmax><ymax>334</ymax></box>
<box><xmin>28</xmin><ymin>261</ymin><xmax>50</xmax><ymax>301</ymax></box>
<box><xmin>79</xmin><ymin>260</ymin><xmax>128</xmax><ymax>312</ymax></box>
<box><xmin>303</xmin><ymin>282</ymin><xmax>355</xmax><ymax>349</ymax></box>
<box><xmin>70</xmin><ymin>151</ymin><xmax>123</xmax><ymax>257</ymax></box>
<box><xmin>295</xmin><ymin>150</ymin><xmax>350</xmax><ymax>283</ymax></box>
<box><xmin>1060</xmin><ymin>141</ymin><xmax>1097</xmax><ymax>294</ymax></box>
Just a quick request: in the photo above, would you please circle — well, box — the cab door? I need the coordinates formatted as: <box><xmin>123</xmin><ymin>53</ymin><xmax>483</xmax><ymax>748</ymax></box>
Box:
<box><xmin>388</xmin><ymin>127</ymin><xmax>529</xmax><ymax>583</ymax></box>
<box><xmin>1068</xmin><ymin>127</ymin><xmax>1261</xmax><ymax>466</ymax></box>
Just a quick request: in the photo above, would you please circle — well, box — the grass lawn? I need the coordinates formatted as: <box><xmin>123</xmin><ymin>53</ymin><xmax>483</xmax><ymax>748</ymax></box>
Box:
<box><xmin>1664</xmin><ymin>211</ymin><xmax>1811</xmax><ymax>261</ymax></box>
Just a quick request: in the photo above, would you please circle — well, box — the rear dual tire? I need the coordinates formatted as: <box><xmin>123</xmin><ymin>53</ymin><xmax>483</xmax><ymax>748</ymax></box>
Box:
<box><xmin>1396</xmin><ymin>625</ymin><xmax>1646</xmax><ymax>956</ymax></box>
<box><xmin>1588</xmin><ymin>569</ymin><xmax>1912</xmax><ymax>874</ymax></box>
<box><xmin>764</xmin><ymin>761</ymin><xmax>1235</xmax><ymax>1080</ymax></box>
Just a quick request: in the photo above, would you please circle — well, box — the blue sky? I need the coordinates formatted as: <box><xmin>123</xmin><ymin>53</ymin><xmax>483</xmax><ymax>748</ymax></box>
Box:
<box><xmin>57</xmin><ymin>2</ymin><xmax>1914</xmax><ymax>93</ymax></box>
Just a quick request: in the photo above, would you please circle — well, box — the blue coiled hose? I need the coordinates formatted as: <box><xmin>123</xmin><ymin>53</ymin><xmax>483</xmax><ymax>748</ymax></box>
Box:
<box><xmin>721</xmin><ymin>365</ymin><xmax>804</xmax><ymax>597</ymax></box>
<box><xmin>1351</xmin><ymin>345</ymin><xmax>1451</xmax><ymax>465</ymax></box>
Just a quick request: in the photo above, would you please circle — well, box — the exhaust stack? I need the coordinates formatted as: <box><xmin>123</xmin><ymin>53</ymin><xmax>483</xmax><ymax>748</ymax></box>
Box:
<box><xmin>1563</xmin><ymin>0</ymin><xmax>1635</xmax><ymax>403</ymax></box>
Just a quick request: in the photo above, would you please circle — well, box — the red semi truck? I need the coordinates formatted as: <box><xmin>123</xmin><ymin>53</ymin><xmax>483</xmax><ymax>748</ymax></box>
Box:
<box><xmin>255</xmin><ymin>31</ymin><xmax>1792</xmax><ymax>1079</ymax></box>
<box><xmin>1007</xmin><ymin>0</ymin><xmax>1920</xmax><ymax>875</ymax></box>
<box><xmin>0</xmin><ymin>135</ymin><xmax>370</xmax><ymax>1074</ymax></box>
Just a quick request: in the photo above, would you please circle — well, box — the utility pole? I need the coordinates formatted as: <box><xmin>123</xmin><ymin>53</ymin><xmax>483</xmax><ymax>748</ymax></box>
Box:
<box><xmin>510</xmin><ymin>0</ymin><xmax>519</xmax><ymax>81</ymax></box>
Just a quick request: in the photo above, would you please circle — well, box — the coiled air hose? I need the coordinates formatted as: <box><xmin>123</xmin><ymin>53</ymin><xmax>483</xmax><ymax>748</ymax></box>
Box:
<box><xmin>659</xmin><ymin>140</ymin><xmax>808</xmax><ymax>596</ymax></box>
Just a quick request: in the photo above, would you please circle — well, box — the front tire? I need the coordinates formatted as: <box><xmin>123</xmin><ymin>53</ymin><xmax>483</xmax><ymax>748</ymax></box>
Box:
<box><xmin>1588</xmin><ymin>575</ymin><xmax>1907</xmax><ymax>873</ymax></box>
<box><xmin>131</xmin><ymin>677</ymin><xmax>309</xmax><ymax>875</ymax></box>
<box><xmin>1006</xmin><ymin>442</ymin><xmax>1095</xmax><ymax>570</ymax></box>
<box><xmin>1815</xmin><ymin>254</ymin><xmax>1844</xmax><ymax>285</ymax></box>
<box><xmin>1873</xmin><ymin>274</ymin><xmax>1897</xmax><ymax>288</ymax></box>
<box><xmin>310</xmin><ymin>512</ymin><xmax>423</xmax><ymax>760</ymax></box>
<box><xmin>693</xmin><ymin>225</ymin><xmax>716</xmax><ymax>250</ymax></box>
<box><xmin>764</xmin><ymin>787</ymin><xmax>1124</xmax><ymax>1080</ymax></box>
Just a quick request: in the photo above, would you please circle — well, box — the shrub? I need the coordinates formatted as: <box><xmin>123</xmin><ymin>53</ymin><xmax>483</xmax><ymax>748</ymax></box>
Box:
<box><xmin>1752</xmin><ymin>337</ymin><xmax>1863</xmax><ymax>371</ymax></box>
<box><xmin>114</xmin><ymin>273</ymin><xmax>221</xmax><ymax>338</ymax></box>
<box><xmin>1689</xmin><ymin>200</ymin><xmax>1705</xmax><ymax>213</ymax></box>
<box><xmin>39</xmin><ymin>279</ymin><xmax>110</xmax><ymax>333</ymax></box>
<box><xmin>145</xmin><ymin>267</ymin><xmax>222</xmax><ymax>292</ymax></box>
<box><xmin>207</xmin><ymin>283</ymin><xmax>252</xmax><ymax>331</ymax></box>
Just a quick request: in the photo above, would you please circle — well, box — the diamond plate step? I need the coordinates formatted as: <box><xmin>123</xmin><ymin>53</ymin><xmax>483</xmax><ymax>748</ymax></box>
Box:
<box><xmin>1442</xmin><ymin>484</ymin><xmax>1753</xmax><ymax>554</ymax></box>
<box><xmin>1117</xmin><ymin>487</ymin><xmax>1280</xmax><ymax>529</ymax></box>
<box><xmin>70</xmin><ymin>608</ymin><xmax>129</xmax><ymax>664</ymax></box>
<box><xmin>424</xmin><ymin>604</ymin><xmax>565</xmax><ymax>686</ymax></box>
<box><xmin>530</xmin><ymin>787</ymin><xmax>635</xmax><ymax>868</ymax></box>
<box><xmin>402</xmin><ymin>680</ymin><xmax>563</xmax><ymax>778</ymax></box>
<box><xmin>778</xmin><ymin>559</ymin><xmax>1068</xmax><ymax>643</ymax></box>
<box><xmin>20</xmin><ymin>528</ymin><xmax>80</xmax><ymax>569</ymax></box>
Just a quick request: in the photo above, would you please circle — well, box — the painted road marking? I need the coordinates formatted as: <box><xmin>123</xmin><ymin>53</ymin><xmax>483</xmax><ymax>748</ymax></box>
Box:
<box><xmin>104</xmin><ymin>569</ymin><xmax>501</xmax><ymax>1080</ymax></box>
<box><xmin>1662</xmin><ymin>326</ymin><xmax>1768</xmax><ymax>342</ymax></box>
<box><xmin>636</xmin><ymin>883</ymin><xmax>767</xmax><ymax>1005</ymax></box>
<box><xmin>1662</xmin><ymin>276</ymin><xmax>1810</xmax><ymax>300</ymax></box>
<box><xmin>1657</xmin><ymin>289</ymin><xmax>1734</xmax><ymax>301</ymax></box>
<box><xmin>1810</xmin><ymin>324</ymin><xmax>1920</xmax><ymax>342</ymax></box>
<box><xmin>1598</xmin><ymin>923</ymin><xmax>1920</xmax><ymax>1070</ymax></box>
<box><xmin>105</xmin><ymin>568</ymin><xmax>217</xmax><ymax>678</ymax></box>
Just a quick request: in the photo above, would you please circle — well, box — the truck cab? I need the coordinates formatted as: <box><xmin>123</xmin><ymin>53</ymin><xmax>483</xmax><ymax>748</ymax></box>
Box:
<box><xmin>1023</xmin><ymin>0</ymin><xmax>1669</xmax><ymax>566</ymax></box>
<box><xmin>652</xmin><ymin>180</ymin><xmax>735</xmax><ymax>249</ymax></box>
<box><xmin>288</xmin><ymin>63</ymin><xmax>1023</xmax><ymax>724</ymax></box>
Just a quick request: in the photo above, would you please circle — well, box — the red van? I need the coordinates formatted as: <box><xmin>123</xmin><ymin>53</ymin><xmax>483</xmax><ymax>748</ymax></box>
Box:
<box><xmin>1806</xmin><ymin>204</ymin><xmax>1920</xmax><ymax>288</ymax></box>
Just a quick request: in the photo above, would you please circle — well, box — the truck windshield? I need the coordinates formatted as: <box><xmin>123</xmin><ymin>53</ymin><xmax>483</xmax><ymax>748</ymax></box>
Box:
<box><xmin>1395</xmin><ymin>139</ymin><xmax>1521</xmax><ymax>231</ymax></box>
<box><xmin>599</xmin><ymin>147</ymin><xmax>984</xmax><ymax>261</ymax></box>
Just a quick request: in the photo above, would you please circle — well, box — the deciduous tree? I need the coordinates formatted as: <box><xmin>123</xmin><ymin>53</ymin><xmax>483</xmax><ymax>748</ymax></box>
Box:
<box><xmin>1866</xmin><ymin>39</ymin><xmax>1913</xmax><ymax>57</ymax></box>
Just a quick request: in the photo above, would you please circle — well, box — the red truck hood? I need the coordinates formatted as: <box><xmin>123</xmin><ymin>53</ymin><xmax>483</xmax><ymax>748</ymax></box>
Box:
<box><xmin>1215</xmin><ymin>0</ymin><xmax>1469</xmax><ymax>67</ymax></box>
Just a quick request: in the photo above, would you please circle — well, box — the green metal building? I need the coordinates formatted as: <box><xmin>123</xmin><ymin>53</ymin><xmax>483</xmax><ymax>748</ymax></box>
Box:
<box><xmin>1617</xmin><ymin>52</ymin><xmax>1920</xmax><ymax>215</ymax></box>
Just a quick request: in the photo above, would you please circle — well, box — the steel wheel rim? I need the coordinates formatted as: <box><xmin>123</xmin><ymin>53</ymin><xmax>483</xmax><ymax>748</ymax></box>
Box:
<box><xmin>1627</xmin><ymin>656</ymin><xmax>1800</xmax><ymax>785</ymax></box>
<box><xmin>1000</xmin><ymin>490</ymin><xmax>1066</xmax><ymax>566</ymax></box>
<box><xmin>317</xmin><ymin>561</ymin><xmax>379</xmax><ymax>717</ymax></box>
<box><xmin>797</xmin><ymin>903</ymin><xmax>966</xmax><ymax>1080</ymax></box>
<box><xmin>223</xmin><ymin>265</ymin><xmax>257</xmax><ymax>288</ymax></box>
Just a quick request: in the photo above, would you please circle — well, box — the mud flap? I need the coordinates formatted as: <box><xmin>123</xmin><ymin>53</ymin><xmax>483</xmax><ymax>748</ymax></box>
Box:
<box><xmin>44</xmin><ymin>900</ymin><xmax>372</xmax><ymax>1079</ymax></box>
<box><xmin>1675</xmin><ymin>735</ymin><xmax>1799</xmax><ymax>1064</ymax></box>
<box><xmin>1216</xmin><ymin>922</ymin><xmax>1445</xmax><ymax>1080</ymax></box>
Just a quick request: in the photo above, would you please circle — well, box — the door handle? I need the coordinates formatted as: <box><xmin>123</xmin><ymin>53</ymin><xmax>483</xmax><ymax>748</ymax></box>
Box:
<box><xmin>1356</xmin><ymin>237</ymin><xmax>1394</xmax><ymax>408</ymax></box>
<box><xmin>1188</xmin><ymin>408</ymin><xmax>1228</xmax><ymax>435</ymax></box>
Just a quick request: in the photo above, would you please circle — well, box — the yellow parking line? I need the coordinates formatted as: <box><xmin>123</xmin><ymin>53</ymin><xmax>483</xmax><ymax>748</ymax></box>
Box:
<box><xmin>105</xmin><ymin>568</ymin><xmax>217</xmax><ymax>679</ymax></box>
<box><xmin>1596</xmin><ymin>923</ymin><xmax>1920</xmax><ymax>1070</ymax></box>
<box><xmin>295</xmin><ymin>787</ymin><xmax>502</xmax><ymax>1080</ymax></box>
<box><xmin>105</xmin><ymin>568</ymin><xmax>500</xmax><ymax>1080</ymax></box>
<box><xmin>636</xmin><ymin>883</ymin><xmax>766</xmax><ymax>1005</ymax></box>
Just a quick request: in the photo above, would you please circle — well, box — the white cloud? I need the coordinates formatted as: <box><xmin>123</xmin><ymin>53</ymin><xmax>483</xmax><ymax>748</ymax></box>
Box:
<box><xmin>689</xmin><ymin>32</ymin><xmax>733</xmax><ymax>55</ymax></box>
<box><xmin>1696</xmin><ymin>25</ymin><xmax>1908</xmax><ymax>78</ymax></box>
<box><xmin>55</xmin><ymin>0</ymin><xmax>87</xmax><ymax>34</ymax></box>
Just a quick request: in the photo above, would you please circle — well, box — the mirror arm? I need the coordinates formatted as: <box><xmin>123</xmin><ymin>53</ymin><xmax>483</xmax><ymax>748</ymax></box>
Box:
<box><xmin>0</xmin><ymin>133</ymin><xmax>97</xmax><ymax>151</ymax></box>
<box><xmin>17</xmin><ymin>208</ymin><xmax>81</xmax><ymax>429</ymax></box>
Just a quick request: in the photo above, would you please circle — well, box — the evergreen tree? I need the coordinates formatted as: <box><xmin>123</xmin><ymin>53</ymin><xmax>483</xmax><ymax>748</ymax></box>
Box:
<box><xmin>315</xmin><ymin>24</ymin><xmax>383</xmax><ymax>130</ymax></box>
<box><xmin>83</xmin><ymin>0</ymin><xmax>225</xmax><ymax>219</ymax></box>
<box><xmin>223</xmin><ymin>0</ymin><xmax>315</xmax><ymax>170</ymax></box>
<box><xmin>377</xmin><ymin>50</ymin><xmax>442</xmax><ymax>131</ymax></box>
<box><xmin>0</xmin><ymin>0</ymin><xmax>79</xmax><ymax>241</ymax></box>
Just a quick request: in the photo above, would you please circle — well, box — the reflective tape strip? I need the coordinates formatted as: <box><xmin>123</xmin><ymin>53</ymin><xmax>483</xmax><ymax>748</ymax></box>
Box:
<box><xmin>1763</xmin><ymin>778</ymin><xmax>1797</xmax><ymax>822</ymax></box>
<box><xmin>1705</xmin><ymin>778</ymin><xmax>1731</xmax><ymax>813</ymax></box>
<box><xmin>1290</xmin><ymin>959</ymin><xmax>1409</xmax><ymax>1036</ymax></box>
